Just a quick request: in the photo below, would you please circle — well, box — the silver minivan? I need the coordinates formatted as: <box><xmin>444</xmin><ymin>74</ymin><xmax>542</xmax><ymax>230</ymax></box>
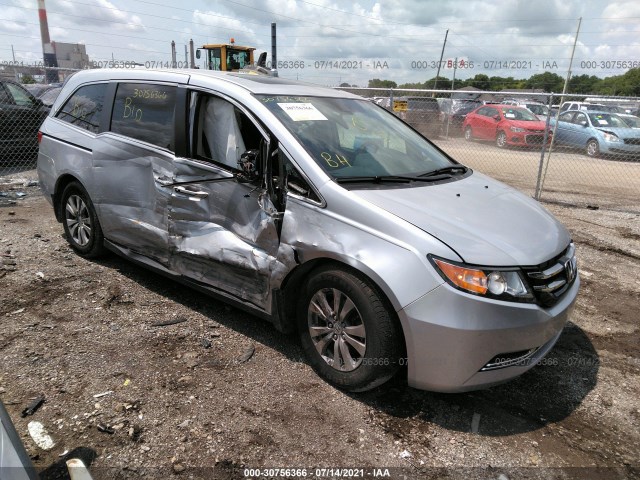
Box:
<box><xmin>37</xmin><ymin>69</ymin><xmax>579</xmax><ymax>392</ymax></box>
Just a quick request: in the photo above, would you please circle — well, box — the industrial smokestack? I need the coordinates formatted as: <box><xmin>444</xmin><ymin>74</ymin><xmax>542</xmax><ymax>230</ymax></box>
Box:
<box><xmin>37</xmin><ymin>0</ymin><xmax>58</xmax><ymax>82</ymax></box>
<box><xmin>271</xmin><ymin>22</ymin><xmax>277</xmax><ymax>76</ymax></box>
<box><xmin>171</xmin><ymin>41</ymin><xmax>177</xmax><ymax>68</ymax></box>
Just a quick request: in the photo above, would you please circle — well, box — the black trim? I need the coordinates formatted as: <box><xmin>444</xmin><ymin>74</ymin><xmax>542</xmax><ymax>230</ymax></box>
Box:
<box><xmin>174</xmin><ymin>86</ymin><xmax>188</xmax><ymax>158</ymax></box>
<box><xmin>41</xmin><ymin>131</ymin><xmax>92</xmax><ymax>153</ymax></box>
<box><xmin>100</xmin><ymin>81</ymin><xmax>118</xmax><ymax>134</ymax></box>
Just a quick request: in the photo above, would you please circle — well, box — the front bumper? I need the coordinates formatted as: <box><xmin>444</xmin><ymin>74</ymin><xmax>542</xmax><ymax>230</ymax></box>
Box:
<box><xmin>507</xmin><ymin>131</ymin><xmax>551</xmax><ymax>146</ymax></box>
<box><xmin>398</xmin><ymin>275</ymin><xmax>579</xmax><ymax>392</ymax></box>
<box><xmin>600</xmin><ymin>141</ymin><xmax>640</xmax><ymax>156</ymax></box>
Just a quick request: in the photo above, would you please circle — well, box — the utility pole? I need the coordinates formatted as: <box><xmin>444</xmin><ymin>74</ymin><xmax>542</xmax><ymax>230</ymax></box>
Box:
<box><xmin>535</xmin><ymin>17</ymin><xmax>582</xmax><ymax>199</ymax></box>
<box><xmin>433</xmin><ymin>29</ymin><xmax>448</xmax><ymax>90</ymax></box>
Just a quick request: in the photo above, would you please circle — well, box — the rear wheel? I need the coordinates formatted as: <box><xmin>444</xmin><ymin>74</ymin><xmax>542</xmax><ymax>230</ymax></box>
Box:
<box><xmin>496</xmin><ymin>131</ymin><xmax>508</xmax><ymax>148</ymax></box>
<box><xmin>60</xmin><ymin>182</ymin><xmax>106</xmax><ymax>258</ymax></box>
<box><xmin>464</xmin><ymin>126</ymin><xmax>473</xmax><ymax>141</ymax></box>
<box><xmin>297</xmin><ymin>266</ymin><xmax>402</xmax><ymax>392</ymax></box>
<box><xmin>586</xmin><ymin>139</ymin><xmax>600</xmax><ymax>158</ymax></box>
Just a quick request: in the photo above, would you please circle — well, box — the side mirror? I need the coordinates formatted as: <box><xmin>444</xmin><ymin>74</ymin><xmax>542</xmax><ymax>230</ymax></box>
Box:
<box><xmin>237</xmin><ymin>149</ymin><xmax>260</xmax><ymax>184</ymax></box>
<box><xmin>493</xmin><ymin>115</ymin><xmax>500</xmax><ymax>121</ymax></box>
<box><xmin>195</xmin><ymin>50</ymin><xmax>201</xmax><ymax>60</ymax></box>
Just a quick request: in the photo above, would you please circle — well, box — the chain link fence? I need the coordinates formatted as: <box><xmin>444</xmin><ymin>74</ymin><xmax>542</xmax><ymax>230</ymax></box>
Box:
<box><xmin>339</xmin><ymin>87</ymin><xmax>640</xmax><ymax>213</ymax></box>
<box><xmin>0</xmin><ymin>67</ymin><xmax>76</xmax><ymax>176</ymax></box>
<box><xmin>1</xmin><ymin>72</ymin><xmax>639</xmax><ymax>213</ymax></box>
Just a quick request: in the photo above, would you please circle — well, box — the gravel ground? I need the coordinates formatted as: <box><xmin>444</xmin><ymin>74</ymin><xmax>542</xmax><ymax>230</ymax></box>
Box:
<box><xmin>0</xmin><ymin>172</ymin><xmax>638</xmax><ymax>480</ymax></box>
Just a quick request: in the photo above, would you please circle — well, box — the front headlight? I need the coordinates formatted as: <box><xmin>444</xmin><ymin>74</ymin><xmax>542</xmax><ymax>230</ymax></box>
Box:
<box><xmin>602</xmin><ymin>132</ymin><xmax>620</xmax><ymax>143</ymax></box>
<box><xmin>430</xmin><ymin>256</ymin><xmax>533</xmax><ymax>301</ymax></box>
<box><xmin>510</xmin><ymin>126</ymin><xmax>525</xmax><ymax>132</ymax></box>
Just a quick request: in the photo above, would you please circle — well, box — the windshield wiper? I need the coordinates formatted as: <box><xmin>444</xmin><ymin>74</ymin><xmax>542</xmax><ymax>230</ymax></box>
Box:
<box><xmin>335</xmin><ymin>174</ymin><xmax>456</xmax><ymax>184</ymax></box>
<box><xmin>418</xmin><ymin>165</ymin><xmax>468</xmax><ymax>178</ymax></box>
<box><xmin>335</xmin><ymin>175</ymin><xmax>414</xmax><ymax>184</ymax></box>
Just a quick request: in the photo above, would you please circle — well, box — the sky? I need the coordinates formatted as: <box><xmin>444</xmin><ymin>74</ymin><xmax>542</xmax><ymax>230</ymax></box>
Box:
<box><xmin>1</xmin><ymin>0</ymin><xmax>639</xmax><ymax>87</ymax></box>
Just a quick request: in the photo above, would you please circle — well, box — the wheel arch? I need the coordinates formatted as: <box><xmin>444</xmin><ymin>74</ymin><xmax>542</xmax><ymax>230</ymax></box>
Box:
<box><xmin>53</xmin><ymin>174</ymin><xmax>84</xmax><ymax>222</ymax></box>
<box><xmin>276</xmin><ymin>256</ymin><xmax>407</xmax><ymax>357</ymax></box>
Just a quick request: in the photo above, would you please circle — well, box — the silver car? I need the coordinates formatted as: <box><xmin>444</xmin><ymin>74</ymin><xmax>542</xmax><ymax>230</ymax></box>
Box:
<box><xmin>37</xmin><ymin>69</ymin><xmax>579</xmax><ymax>392</ymax></box>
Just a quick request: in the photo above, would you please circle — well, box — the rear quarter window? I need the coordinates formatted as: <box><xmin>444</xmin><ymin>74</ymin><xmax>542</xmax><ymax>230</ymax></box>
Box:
<box><xmin>110</xmin><ymin>83</ymin><xmax>176</xmax><ymax>151</ymax></box>
<box><xmin>56</xmin><ymin>83</ymin><xmax>107</xmax><ymax>133</ymax></box>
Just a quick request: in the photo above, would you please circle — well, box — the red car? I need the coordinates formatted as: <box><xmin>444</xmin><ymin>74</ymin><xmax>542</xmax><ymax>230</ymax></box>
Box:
<box><xmin>462</xmin><ymin>104</ymin><xmax>551</xmax><ymax>148</ymax></box>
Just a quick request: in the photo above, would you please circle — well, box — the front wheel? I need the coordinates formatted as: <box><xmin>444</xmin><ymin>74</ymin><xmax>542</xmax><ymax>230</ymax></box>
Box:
<box><xmin>297</xmin><ymin>267</ymin><xmax>403</xmax><ymax>392</ymax></box>
<box><xmin>586</xmin><ymin>139</ymin><xmax>600</xmax><ymax>158</ymax></box>
<box><xmin>496</xmin><ymin>131</ymin><xmax>508</xmax><ymax>148</ymax></box>
<box><xmin>60</xmin><ymin>182</ymin><xmax>106</xmax><ymax>258</ymax></box>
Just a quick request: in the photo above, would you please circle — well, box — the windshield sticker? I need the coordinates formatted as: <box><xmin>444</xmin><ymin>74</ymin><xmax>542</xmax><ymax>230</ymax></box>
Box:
<box><xmin>597</xmin><ymin>119</ymin><xmax>609</xmax><ymax>125</ymax></box>
<box><xmin>278</xmin><ymin>103</ymin><xmax>328</xmax><ymax>121</ymax></box>
<box><xmin>504</xmin><ymin>113</ymin><xmax>516</xmax><ymax>119</ymax></box>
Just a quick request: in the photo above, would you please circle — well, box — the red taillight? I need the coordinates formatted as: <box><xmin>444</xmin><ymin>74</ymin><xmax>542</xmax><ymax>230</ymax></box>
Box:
<box><xmin>38</xmin><ymin>131</ymin><xmax>43</xmax><ymax>143</ymax></box>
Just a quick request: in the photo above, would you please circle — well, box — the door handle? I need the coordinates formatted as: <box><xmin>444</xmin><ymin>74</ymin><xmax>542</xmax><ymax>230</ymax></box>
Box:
<box><xmin>174</xmin><ymin>186</ymin><xmax>209</xmax><ymax>198</ymax></box>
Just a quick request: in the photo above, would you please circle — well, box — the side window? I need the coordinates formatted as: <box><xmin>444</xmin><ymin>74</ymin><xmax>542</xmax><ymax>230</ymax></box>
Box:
<box><xmin>0</xmin><ymin>85</ymin><xmax>11</xmax><ymax>104</ymax></box>
<box><xmin>4</xmin><ymin>83</ymin><xmax>36</xmax><ymax>107</ymax></box>
<box><xmin>573</xmin><ymin>113</ymin><xmax>587</xmax><ymax>126</ymax></box>
<box><xmin>111</xmin><ymin>83</ymin><xmax>176</xmax><ymax>151</ymax></box>
<box><xmin>191</xmin><ymin>93</ymin><xmax>263</xmax><ymax>170</ymax></box>
<box><xmin>558</xmin><ymin>112</ymin><xmax>574</xmax><ymax>123</ymax></box>
<box><xmin>476</xmin><ymin>107</ymin><xmax>489</xmax><ymax>116</ymax></box>
<box><xmin>57</xmin><ymin>83</ymin><xmax>106</xmax><ymax>133</ymax></box>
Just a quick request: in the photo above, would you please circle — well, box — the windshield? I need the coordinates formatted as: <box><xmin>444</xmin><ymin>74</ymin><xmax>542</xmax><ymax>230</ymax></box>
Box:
<box><xmin>588</xmin><ymin>113</ymin><xmax>630</xmax><ymax>128</ymax></box>
<box><xmin>452</xmin><ymin>102</ymin><xmax>481</xmax><ymax>114</ymax></box>
<box><xmin>501</xmin><ymin>107</ymin><xmax>539</xmax><ymax>121</ymax></box>
<box><xmin>525</xmin><ymin>104</ymin><xmax>549</xmax><ymax>116</ymax></box>
<box><xmin>258</xmin><ymin>95</ymin><xmax>457</xmax><ymax>178</ymax></box>
<box><xmin>621</xmin><ymin>116</ymin><xmax>640</xmax><ymax>128</ymax></box>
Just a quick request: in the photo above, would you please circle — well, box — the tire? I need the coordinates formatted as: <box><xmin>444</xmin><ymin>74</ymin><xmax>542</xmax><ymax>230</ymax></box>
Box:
<box><xmin>60</xmin><ymin>181</ymin><xmax>106</xmax><ymax>258</ymax></box>
<box><xmin>586</xmin><ymin>139</ymin><xmax>600</xmax><ymax>158</ymax></box>
<box><xmin>297</xmin><ymin>266</ymin><xmax>403</xmax><ymax>392</ymax></box>
<box><xmin>464</xmin><ymin>126</ymin><xmax>473</xmax><ymax>141</ymax></box>
<box><xmin>496</xmin><ymin>131</ymin><xmax>508</xmax><ymax>148</ymax></box>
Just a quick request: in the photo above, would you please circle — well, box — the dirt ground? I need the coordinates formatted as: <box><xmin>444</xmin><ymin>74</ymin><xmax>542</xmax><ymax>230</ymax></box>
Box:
<box><xmin>0</xmin><ymin>171</ymin><xmax>639</xmax><ymax>480</ymax></box>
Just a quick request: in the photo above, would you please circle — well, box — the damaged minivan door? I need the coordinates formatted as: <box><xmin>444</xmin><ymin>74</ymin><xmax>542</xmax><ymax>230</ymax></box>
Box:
<box><xmin>166</xmin><ymin>89</ymin><xmax>282</xmax><ymax>310</ymax></box>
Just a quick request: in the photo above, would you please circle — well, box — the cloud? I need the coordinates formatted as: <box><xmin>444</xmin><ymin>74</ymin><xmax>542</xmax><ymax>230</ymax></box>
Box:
<box><xmin>51</xmin><ymin>0</ymin><xmax>146</xmax><ymax>32</ymax></box>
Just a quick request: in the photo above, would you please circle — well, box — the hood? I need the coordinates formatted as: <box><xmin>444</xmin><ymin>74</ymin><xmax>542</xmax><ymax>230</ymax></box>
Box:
<box><xmin>595</xmin><ymin>127</ymin><xmax>640</xmax><ymax>138</ymax></box>
<box><xmin>506</xmin><ymin>119</ymin><xmax>547</xmax><ymax>131</ymax></box>
<box><xmin>352</xmin><ymin>172</ymin><xmax>570</xmax><ymax>266</ymax></box>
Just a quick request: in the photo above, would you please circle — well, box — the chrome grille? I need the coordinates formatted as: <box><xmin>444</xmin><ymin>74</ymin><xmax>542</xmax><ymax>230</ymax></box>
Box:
<box><xmin>525</xmin><ymin>243</ymin><xmax>577</xmax><ymax>307</ymax></box>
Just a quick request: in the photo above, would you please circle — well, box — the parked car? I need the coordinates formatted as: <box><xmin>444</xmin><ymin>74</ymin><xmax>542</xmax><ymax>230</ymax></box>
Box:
<box><xmin>394</xmin><ymin>96</ymin><xmax>441</xmax><ymax>138</ymax></box>
<box><xmin>463</xmin><ymin>104</ymin><xmax>551</xmax><ymax>148</ymax></box>
<box><xmin>559</xmin><ymin>101</ymin><xmax>607</xmax><ymax>113</ymax></box>
<box><xmin>550</xmin><ymin>110</ymin><xmax>640</xmax><ymax>158</ymax></box>
<box><xmin>38</xmin><ymin>69</ymin><xmax>578</xmax><ymax>393</ymax></box>
<box><xmin>618</xmin><ymin>113</ymin><xmax>640</xmax><ymax>128</ymax></box>
<box><xmin>37</xmin><ymin>86</ymin><xmax>62</xmax><ymax>107</ymax></box>
<box><xmin>437</xmin><ymin>99</ymin><xmax>482</xmax><ymax>136</ymax></box>
<box><xmin>0</xmin><ymin>80</ymin><xmax>49</xmax><ymax>163</ymax></box>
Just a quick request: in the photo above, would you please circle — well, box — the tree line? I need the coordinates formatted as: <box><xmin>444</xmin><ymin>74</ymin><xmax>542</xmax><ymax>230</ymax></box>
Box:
<box><xmin>357</xmin><ymin>68</ymin><xmax>640</xmax><ymax>96</ymax></box>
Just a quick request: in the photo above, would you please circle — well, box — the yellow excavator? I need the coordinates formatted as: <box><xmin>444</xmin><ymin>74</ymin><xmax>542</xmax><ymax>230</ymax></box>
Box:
<box><xmin>196</xmin><ymin>38</ymin><xmax>268</xmax><ymax>73</ymax></box>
